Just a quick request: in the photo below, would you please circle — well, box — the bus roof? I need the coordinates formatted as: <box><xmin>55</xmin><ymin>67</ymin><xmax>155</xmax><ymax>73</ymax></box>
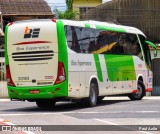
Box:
<box><xmin>11</xmin><ymin>19</ymin><xmax>146</xmax><ymax>37</ymax></box>
<box><xmin>61</xmin><ymin>19</ymin><xmax>146</xmax><ymax>37</ymax></box>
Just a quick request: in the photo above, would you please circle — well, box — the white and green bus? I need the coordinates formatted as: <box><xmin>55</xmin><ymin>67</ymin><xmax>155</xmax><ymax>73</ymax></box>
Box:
<box><xmin>5</xmin><ymin>19</ymin><xmax>157</xmax><ymax>107</ymax></box>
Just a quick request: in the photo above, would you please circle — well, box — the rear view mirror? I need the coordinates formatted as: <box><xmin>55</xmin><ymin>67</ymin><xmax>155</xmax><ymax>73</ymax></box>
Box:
<box><xmin>145</xmin><ymin>41</ymin><xmax>157</xmax><ymax>57</ymax></box>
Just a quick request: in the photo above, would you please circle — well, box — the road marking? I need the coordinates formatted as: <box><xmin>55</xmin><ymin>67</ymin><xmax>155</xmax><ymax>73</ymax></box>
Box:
<box><xmin>94</xmin><ymin>118</ymin><xmax>119</xmax><ymax>125</ymax></box>
<box><xmin>94</xmin><ymin>118</ymin><xmax>153</xmax><ymax>134</ymax></box>
<box><xmin>103</xmin><ymin>97</ymin><xmax>160</xmax><ymax>100</ymax></box>
<box><xmin>0</xmin><ymin>111</ymin><xmax>159</xmax><ymax>116</ymax></box>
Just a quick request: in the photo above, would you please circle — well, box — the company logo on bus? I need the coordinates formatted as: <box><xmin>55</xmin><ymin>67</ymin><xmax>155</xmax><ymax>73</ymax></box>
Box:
<box><xmin>24</xmin><ymin>26</ymin><xmax>40</xmax><ymax>39</ymax></box>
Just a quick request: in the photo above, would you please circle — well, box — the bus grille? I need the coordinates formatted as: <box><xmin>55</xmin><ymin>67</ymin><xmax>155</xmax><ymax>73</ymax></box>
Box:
<box><xmin>12</xmin><ymin>50</ymin><xmax>54</xmax><ymax>61</ymax></box>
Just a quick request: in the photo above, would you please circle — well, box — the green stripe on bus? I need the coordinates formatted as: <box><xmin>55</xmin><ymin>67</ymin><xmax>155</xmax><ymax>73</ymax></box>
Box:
<box><xmin>94</xmin><ymin>54</ymin><xmax>103</xmax><ymax>82</ymax></box>
<box><xmin>56</xmin><ymin>20</ymin><xmax>68</xmax><ymax>97</ymax></box>
<box><xmin>96</xmin><ymin>25</ymin><xmax>126</xmax><ymax>33</ymax></box>
<box><xmin>85</xmin><ymin>23</ymin><xmax>90</xmax><ymax>28</ymax></box>
<box><xmin>104</xmin><ymin>55</ymin><xmax>136</xmax><ymax>81</ymax></box>
<box><xmin>5</xmin><ymin>24</ymin><xmax>9</xmax><ymax>65</ymax></box>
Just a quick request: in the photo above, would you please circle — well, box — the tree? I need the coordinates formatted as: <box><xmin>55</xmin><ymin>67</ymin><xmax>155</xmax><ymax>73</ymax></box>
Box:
<box><xmin>54</xmin><ymin>9</ymin><xmax>78</xmax><ymax>20</ymax></box>
<box><xmin>54</xmin><ymin>0</ymin><xmax>78</xmax><ymax>20</ymax></box>
<box><xmin>65</xmin><ymin>0</ymin><xmax>73</xmax><ymax>11</ymax></box>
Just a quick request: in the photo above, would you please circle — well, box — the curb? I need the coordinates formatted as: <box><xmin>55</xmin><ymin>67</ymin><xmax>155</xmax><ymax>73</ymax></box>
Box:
<box><xmin>0</xmin><ymin>99</ymin><xmax>10</xmax><ymax>102</ymax></box>
<box><xmin>103</xmin><ymin>96</ymin><xmax>160</xmax><ymax>100</ymax></box>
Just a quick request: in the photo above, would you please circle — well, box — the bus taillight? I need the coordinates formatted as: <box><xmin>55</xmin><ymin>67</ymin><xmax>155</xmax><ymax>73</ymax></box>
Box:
<box><xmin>54</xmin><ymin>62</ymin><xmax>66</xmax><ymax>84</ymax></box>
<box><xmin>6</xmin><ymin>65</ymin><xmax>16</xmax><ymax>86</ymax></box>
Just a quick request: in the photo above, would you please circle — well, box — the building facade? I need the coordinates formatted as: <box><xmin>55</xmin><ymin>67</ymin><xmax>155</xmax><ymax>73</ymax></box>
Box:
<box><xmin>73</xmin><ymin>0</ymin><xmax>102</xmax><ymax>18</ymax></box>
<box><xmin>0</xmin><ymin>0</ymin><xmax>54</xmax><ymax>32</ymax></box>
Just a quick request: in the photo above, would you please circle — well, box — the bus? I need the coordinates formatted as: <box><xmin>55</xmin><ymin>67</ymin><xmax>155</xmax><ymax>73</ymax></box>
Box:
<box><xmin>5</xmin><ymin>19</ymin><xmax>157</xmax><ymax>108</ymax></box>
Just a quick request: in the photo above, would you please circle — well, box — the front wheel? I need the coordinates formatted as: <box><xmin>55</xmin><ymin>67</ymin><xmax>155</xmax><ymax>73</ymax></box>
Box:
<box><xmin>128</xmin><ymin>81</ymin><xmax>145</xmax><ymax>100</ymax></box>
<box><xmin>36</xmin><ymin>99</ymin><xmax>56</xmax><ymax>108</ymax></box>
<box><xmin>87</xmin><ymin>83</ymin><xmax>98</xmax><ymax>107</ymax></box>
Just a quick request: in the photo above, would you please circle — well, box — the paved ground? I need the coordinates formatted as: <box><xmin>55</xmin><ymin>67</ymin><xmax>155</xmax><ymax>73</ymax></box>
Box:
<box><xmin>0</xmin><ymin>96</ymin><xmax>160</xmax><ymax>134</ymax></box>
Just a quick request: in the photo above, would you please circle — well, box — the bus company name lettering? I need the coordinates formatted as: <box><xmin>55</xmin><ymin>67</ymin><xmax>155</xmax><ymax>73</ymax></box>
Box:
<box><xmin>71</xmin><ymin>60</ymin><xmax>91</xmax><ymax>66</ymax></box>
<box><xmin>16</xmin><ymin>46</ymin><xmax>50</xmax><ymax>51</ymax></box>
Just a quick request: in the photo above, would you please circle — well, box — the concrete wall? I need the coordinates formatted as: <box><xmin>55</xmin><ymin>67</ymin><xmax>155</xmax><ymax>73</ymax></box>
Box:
<box><xmin>0</xmin><ymin>81</ymin><xmax>8</xmax><ymax>98</ymax></box>
<box><xmin>0</xmin><ymin>57</ymin><xmax>8</xmax><ymax>98</ymax></box>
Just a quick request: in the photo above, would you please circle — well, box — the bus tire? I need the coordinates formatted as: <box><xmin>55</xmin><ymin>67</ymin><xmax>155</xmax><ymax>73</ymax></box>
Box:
<box><xmin>36</xmin><ymin>99</ymin><xmax>56</xmax><ymax>108</ymax></box>
<box><xmin>128</xmin><ymin>80</ymin><xmax>145</xmax><ymax>100</ymax></box>
<box><xmin>87</xmin><ymin>83</ymin><xmax>98</xmax><ymax>107</ymax></box>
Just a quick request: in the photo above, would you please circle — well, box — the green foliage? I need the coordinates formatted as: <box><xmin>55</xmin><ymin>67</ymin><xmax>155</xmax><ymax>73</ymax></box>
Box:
<box><xmin>54</xmin><ymin>9</ymin><xmax>78</xmax><ymax>20</ymax></box>
<box><xmin>65</xmin><ymin>0</ymin><xmax>73</xmax><ymax>10</ymax></box>
<box><xmin>54</xmin><ymin>0</ymin><xmax>77</xmax><ymax>20</ymax></box>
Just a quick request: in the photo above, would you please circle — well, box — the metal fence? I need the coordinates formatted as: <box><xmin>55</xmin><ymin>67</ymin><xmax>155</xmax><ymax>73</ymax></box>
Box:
<box><xmin>81</xmin><ymin>0</ymin><xmax>160</xmax><ymax>43</ymax></box>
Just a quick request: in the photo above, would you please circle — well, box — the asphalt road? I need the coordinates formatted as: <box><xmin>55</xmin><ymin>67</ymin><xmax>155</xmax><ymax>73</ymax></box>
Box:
<box><xmin>0</xmin><ymin>96</ymin><xmax>160</xmax><ymax>134</ymax></box>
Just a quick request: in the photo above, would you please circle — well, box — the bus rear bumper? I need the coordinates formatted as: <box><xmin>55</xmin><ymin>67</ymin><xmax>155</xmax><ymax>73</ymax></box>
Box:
<box><xmin>7</xmin><ymin>84</ymin><xmax>68</xmax><ymax>100</ymax></box>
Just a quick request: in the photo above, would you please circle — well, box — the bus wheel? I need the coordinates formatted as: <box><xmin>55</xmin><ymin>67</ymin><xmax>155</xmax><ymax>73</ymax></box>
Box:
<box><xmin>36</xmin><ymin>99</ymin><xmax>56</xmax><ymax>108</ymax></box>
<box><xmin>128</xmin><ymin>81</ymin><xmax>145</xmax><ymax>100</ymax></box>
<box><xmin>87</xmin><ymin>83</ymin><xmax>98</xmax><ymax>107</ymax></box>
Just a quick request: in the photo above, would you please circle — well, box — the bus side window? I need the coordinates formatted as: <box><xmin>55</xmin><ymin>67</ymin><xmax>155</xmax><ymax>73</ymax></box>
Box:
<box><xmin>122</xmin><ymin>33</ymin><xmax>142</xmax><ymax>59</ymax></box>
<box><xmin>119</xmin><ymin>34</ymin><xmax>131</xmax><ymax>55</ymax></box>
<box><xmin>65</xmin><ymin>25</ymin><xmax>81</xmax><ymax>53</ymax></box>
<box><xmin>65</xmin><ymin>26</ymin><xmax>92</xmax><ymax>53</ymax></box>
<box><xmin>65</xmin><ymin>26</ymin><xmax>73</xmax><ymax>50</ymax></box>
<box><xmin>88</xmin><ymin>28</ymin><xmax>96</xmax><ymax>53</ymax></box>
<box><xmin>88</xmin><ymin>40</ymin><xmax>96</xmax><ymax>53</ymax></box>
<box><xmin>95</xmin><ymin>31</ymin><xmax>123</xmax><ymax>55</ymax></box>
<box><xmin>108</xmin><ymin>33</ymin><xmax>124</xmax><ymax>54</ymax></box>
<box><xmin>80</xmin><ymin>28</ymin><xmax>90</xmax><ymax>53</ymax></box>
<box><xmin>73</xmin><ymin>27</ymin><xmax>81</xmax><ymax>53</ymax></box>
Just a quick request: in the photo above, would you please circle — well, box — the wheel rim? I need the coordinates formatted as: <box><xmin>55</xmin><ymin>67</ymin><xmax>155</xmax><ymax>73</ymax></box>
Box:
<box><xmin>136</xmin><ymin>84</ymin><xmax>142</xmax><ymax>97</ymax></box>
<box><xmin>90</xmin><ymin>87</ymin><xmax>96</xmax><ymax>104</ymax></box>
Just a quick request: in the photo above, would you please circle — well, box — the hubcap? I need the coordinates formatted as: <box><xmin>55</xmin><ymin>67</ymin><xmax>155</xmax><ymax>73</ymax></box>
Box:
<box><xmin>91</xmin><ymin>87</ymin><xmax>96</xmax><ymax>103</ymax></box>
<box><xmin>136</xmin><ymin>84</ymin><xmax>142</xmax><ymax>97</ymax></box>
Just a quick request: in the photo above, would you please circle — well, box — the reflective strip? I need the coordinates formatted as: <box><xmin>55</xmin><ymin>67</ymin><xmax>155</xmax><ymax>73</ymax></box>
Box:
<box><xmin>132</xmin><ymin>89</ymin><xmax>138</xmax><ymax>94</ymax></box>
<box><xmin>94</xmin><ymin>54</ymin><xmax>103</xmax><ymax>82</ymax></box>
<box><xmin>145</xmin><ymin>88</ymin><xmax>152</xmax><ymax>92</ymax></box>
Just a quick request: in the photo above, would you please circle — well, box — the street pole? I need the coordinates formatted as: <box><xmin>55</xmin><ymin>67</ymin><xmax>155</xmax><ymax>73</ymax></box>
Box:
<box><xmin>0</xmin><ymin>12</ymin><xmax>3</xmax><ymax>32</ymax></box>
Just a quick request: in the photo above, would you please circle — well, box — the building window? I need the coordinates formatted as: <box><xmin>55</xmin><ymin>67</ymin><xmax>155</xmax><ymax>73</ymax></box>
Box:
<box><xmin>79</xmin><ymin>7</ymin><xmax>94</xmax><ymax>14</ymax></box>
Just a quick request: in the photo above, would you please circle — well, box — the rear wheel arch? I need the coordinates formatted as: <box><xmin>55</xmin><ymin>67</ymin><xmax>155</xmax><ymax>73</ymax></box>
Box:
<box><xmin>128</xmin><ymin>79</ymin><xmax>145</xmax><ymax>100</ymax></box>
<box><xmin>138</xmin><ymin>76</ymin><xmax>146</xmax><ymax>95</ymax></box>
<box><xmin>137</xmin><ymin>75</ymin><xmax>146</xmax><ymax>90</ymax></box>
<box><xmin>138</xmin><ymin>76</ymin><xmax>143</xmax><ymax>83</ymax></box>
